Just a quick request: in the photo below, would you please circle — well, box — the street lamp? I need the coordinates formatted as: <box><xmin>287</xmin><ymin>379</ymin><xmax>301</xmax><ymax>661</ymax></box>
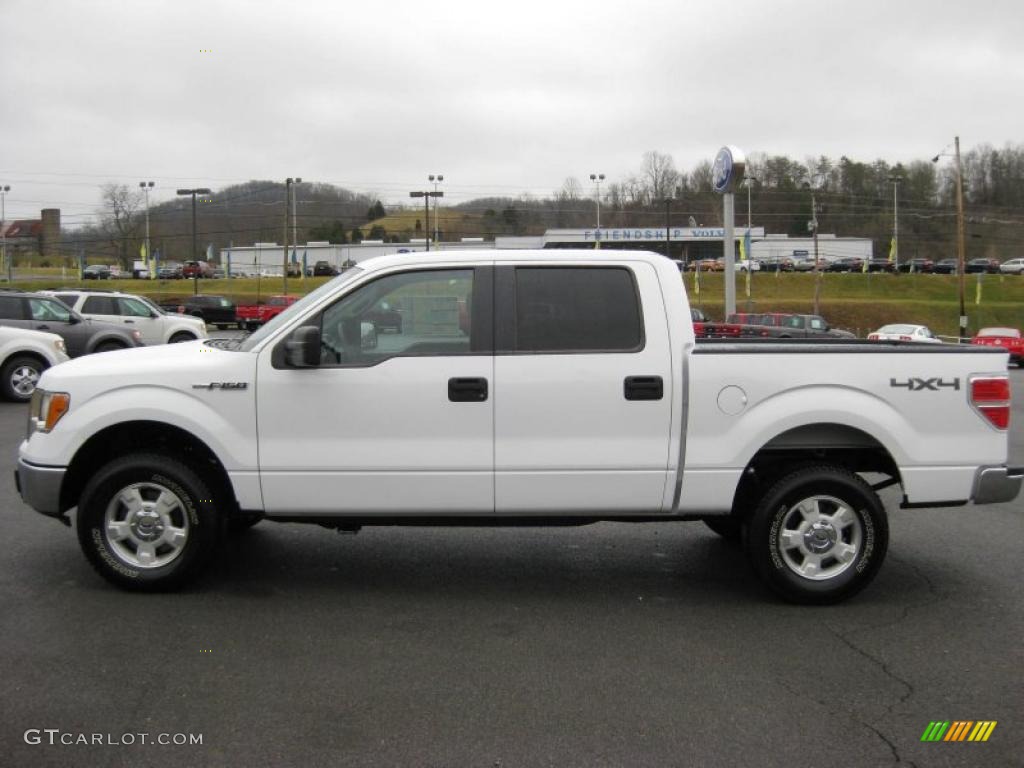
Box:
<box><xmin>887</xmin><ymin>175</ymin><xmax>903</xmax><ymax>271</ymax></box>
<box><xmin>284</xmin><ymin>177</ymin><xmax>302</xmax><ymax>292</ymax></box>
<box><xmin>933</xmin><ymin>138</ymin><xmax>967</xmax><ymax>339</ymax></box>
<box><xmin>1</xmin><ymin>185</ymin><xmax>10</xmax><ymax>283</ymax></box>
<box><xmin>589</xmin><ymin>173</ymin><xmax>605</xmax><ymax>249</ymax></box>
<box><xmin>663</xmin><ymin>196</ymin><xmax>674</xmax><ymax>261</ymax></box>
<box><xmin>139</xmin><ymin>181</ymin><xmax>154</xmax><ymax>279</ymax></box>
<box><xmin>429</xmin><ymin>174</ymin><xmax>444</xmax><ymax>245</ymax></box>
<box><xmin>409</xmin><ymin>190</ymin><xmax>443</xmax><ymax>251</ymax></box>
<box><xmin>176</xmin><ymin>187</ymin><xmax>212</xmax><ymax>295</ymax></box>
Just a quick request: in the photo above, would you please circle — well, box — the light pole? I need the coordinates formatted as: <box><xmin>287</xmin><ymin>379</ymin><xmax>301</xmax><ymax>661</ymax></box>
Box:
<box><xmin>176</xmin><ymin>187</ymin><xmax>212</xmax><ymax>295</ymax></box>
<box><xmin>409</xmin><ymin>190</ymin><xmax>443</xmax><ymax>251</ymax></box>
<box><xmin>589</xmin><ymin>173</ymin><xmax>604</xmax><ymax>249</ymax></box>
<box><xmin>139</xmin><ymin>181</ymin><xmax>154</xmax><ymax>279</ymax></box>
<box><xmin>933</xmin><ymin>138</ymin><xmax>968</xmax><ymax>338</ymax></box>
<box><xmin>284</xmin><ymin>177</ymin><xmax>301</xmax><ymax>292</ymax></box>
<box><xmin>429</xmin><ymin>174</ymin><xmax>444</xmax><ymax>245</ymax></box>
<box><xmin>887</xmin><ymin>175</ymin><xmax>903</xmax><ymax>270</ymax></box>
<box><xmin>1</xmin><ymin>185</ymin><xmax>10</xmax><ymax>283</ymax></box>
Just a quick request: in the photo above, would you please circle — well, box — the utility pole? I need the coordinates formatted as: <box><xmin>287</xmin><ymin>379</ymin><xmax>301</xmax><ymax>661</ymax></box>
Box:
<box><xmin>663</xmin><ymin>197</ymin><xmax>673</xmax><ymax>261</ymax></box>
<box><xmin>1</xmin><ymin>185</ymin><xmax>10</xmax><ymax>283</ymax></box>
<box><xmin>429</xmin><ymin>174</ymin><xmax>444</xmax><ymax>245</ymax></box>
<box><xmin>589</xmin><ymin>173</ymin><xmax>604</xmax><ymax>249</ymax></box>
<box><xmin>810</xmin><ymin>188</ymin><xmax>821</xmax><ymax>315</ymax></box>
<box><xmin>954</xmin><ymin>137</ymin><xmax>967</xmax><ymax>339</ymax></box>
<box><xmin>139</xmin><ymin>181</ymin><xmax>153</xmax><ymax>279</ymax></box>
<box><xmin>887</xmin><ymin>174</ymin><xmax>902</xmax><ymax>270</ymax></box>
<box><xmin>176</xmin><ymin>187</ymin><xmax>212</xmax><ymax>295</ymax></box>
<box><xmin>284</xmin><ymin>177</ymin><xmax>301</xmax><ymax>293</ymax></box>
<box><xmin>409</xmin><ymin>190</ymin><xmax>443</xmax><ymax>251</ymax></box>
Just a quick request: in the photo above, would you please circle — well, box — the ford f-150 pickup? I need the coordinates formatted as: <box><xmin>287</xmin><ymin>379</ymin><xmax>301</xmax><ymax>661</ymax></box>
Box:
<box><xmin>16</xmin><ymin>250</ymin><xmax>1022</xmax><ymax>603</ymax></box>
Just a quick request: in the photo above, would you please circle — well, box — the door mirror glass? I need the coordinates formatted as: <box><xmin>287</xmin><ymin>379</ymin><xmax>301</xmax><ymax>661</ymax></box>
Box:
<box><xmin>286</xmin><ymin>326</ymin><xmax>321</xmax><ymax>368</ymax></box>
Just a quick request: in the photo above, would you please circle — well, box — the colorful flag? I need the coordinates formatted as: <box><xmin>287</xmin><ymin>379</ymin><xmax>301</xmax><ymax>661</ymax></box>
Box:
<box><xmin>693</xmin><ymin>262</ymin><xmax>700</xmax><ymax>296</ymax></box>
<box><xmin>976</xmin><ymin>274</ymin><xmax>982</xmax><ymax>305</ymax></box>
<box><xmin>740</xmin><ymin>231</ymin><xmax>750</xmax><ymax>262</ymax></box>
<box><xmin>140</xmin><ymin>242</ymin><xmax>147</xmax><ymax>260</ymax></box>
<box><xmin>206</xmin><ymin>243</ymin><xmax>214</xmax><ymax>261</ymax></box>
<box><xmin>888</xmin><ymin>237</ymin><xmax>896</xmax><ymax>263</ymax></box>
<box><xmin>862</xmin><ymin>255</ymin><xmax>868</xmax><ymax>273</ymax></box>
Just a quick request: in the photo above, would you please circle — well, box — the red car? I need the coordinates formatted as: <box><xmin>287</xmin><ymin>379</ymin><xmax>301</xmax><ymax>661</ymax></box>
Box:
<box><xmin>235</xmin><ymin>294</ymin><xmax>301</xmax><ymax>330</ymax></box>
<box><xmin>972</xmin><ymin>327</ymin><xmax>1023</xmax><ymax>366</ymax></box>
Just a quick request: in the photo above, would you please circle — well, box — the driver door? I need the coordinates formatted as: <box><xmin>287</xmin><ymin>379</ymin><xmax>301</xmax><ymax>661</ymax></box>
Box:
<box><xmin>256</xmin><ymin>266</ymin><xmax>494</xmax><ymax>515</ymax></box>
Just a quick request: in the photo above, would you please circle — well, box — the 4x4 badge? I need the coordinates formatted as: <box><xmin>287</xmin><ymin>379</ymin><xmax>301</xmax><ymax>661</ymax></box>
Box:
<box><xmin>192</xmin><ymin>382</ymin><xmax>248</xmax><ymax>390</ymax></box>
<box><xmin>890</xmin><ymin>377</ymin><xmax>960</xmax><ymax>391</ymax></box>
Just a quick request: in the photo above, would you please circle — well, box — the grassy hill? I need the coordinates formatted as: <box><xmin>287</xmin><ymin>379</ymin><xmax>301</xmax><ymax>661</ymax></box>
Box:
<box><xmin>362</xmin><ymin>209</ymin><xmax>486</xmax><ymax>242</ymax></box>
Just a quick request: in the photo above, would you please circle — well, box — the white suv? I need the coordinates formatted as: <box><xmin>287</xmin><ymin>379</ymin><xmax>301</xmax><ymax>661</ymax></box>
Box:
<box><xmin>44</xmin><ymin>290</ymin><xmax>208</xmax><ymax>345</ymax></box>
<box><xmin>999</xmin><ymin>258</ymin><xmax>1024</xmax><ymax>275</ymax></box>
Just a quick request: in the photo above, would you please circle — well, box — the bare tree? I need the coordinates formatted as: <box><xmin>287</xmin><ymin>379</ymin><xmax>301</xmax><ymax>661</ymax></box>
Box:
<box><xmin>557</xmin><ymin>176</ymin><xmax>583</xmax><ymax>201</ymax></box>
<box><xmin>99</xmin><ymin>183</ymin><xmax>143</xmax><ymax>268</ymax></box>
<box><xmin>641</xmin><ymin>150</ymin><xmax>680</xmax><ymax>203</ymax></box>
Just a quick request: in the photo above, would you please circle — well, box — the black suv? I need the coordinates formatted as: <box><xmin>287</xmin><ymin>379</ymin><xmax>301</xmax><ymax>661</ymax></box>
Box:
<box><xmin>0</xmin><ymin>290</ymin><xmax>144</xmax><ymax>356</ymax></box>
<box><xmin>159</xmin><ymin>294</ymin><xmax>238</xmax><ymax>328</ymax></box>
<box><xmin>313</xmin><ymin>260</ymin><xmax>338</xmax><ymax>277</ymax></box>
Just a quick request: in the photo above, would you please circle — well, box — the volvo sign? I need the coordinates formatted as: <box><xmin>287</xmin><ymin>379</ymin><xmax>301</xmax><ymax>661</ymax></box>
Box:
<box><xmin>712</xmin><ymin>145</ymin><xmax>746</xmax><ymax>194</ymax></box>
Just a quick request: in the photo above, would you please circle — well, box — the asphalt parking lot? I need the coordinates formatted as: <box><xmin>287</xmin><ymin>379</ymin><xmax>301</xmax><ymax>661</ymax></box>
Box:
<box><xmin>0</xmin><ymin>369</ymin><xmax>1021</xmax><ymax>767</ymax></box>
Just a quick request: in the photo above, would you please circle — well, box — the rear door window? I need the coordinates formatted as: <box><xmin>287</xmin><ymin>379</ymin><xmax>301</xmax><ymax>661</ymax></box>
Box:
<box><xmin>0</xmin><ymin>296</ymin><xmax>26</xmax><ymax>319</ymax></box>
<box><xmin>510</xmin><ymin>267</ymin><xmax>643</xmax><ymax>353</ymax></box>
<box><xmin>82</xmin><ymin>296</ymin><xmax>118</xmax><ymax>315</ymax></box>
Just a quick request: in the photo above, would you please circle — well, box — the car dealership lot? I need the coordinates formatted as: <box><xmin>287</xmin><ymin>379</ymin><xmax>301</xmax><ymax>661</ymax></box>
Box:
<box><xmin>0</xmin><ymin>369</ymin><xmax>1021</xmax><ymax>767</ymax></box>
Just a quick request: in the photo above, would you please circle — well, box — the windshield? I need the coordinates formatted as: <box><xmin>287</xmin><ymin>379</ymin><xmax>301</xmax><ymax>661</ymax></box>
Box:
<box><xmin>238</xmin><ymin>268</ymin><xmax>363</xmax><ymax>351</ymax></box>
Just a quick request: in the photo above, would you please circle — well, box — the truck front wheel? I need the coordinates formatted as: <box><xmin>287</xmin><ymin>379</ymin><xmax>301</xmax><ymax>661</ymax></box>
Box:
<box><xmin>745</xmin><ymin>465</ymin><xmax>888</xmax><ymax>604</ymax></box>
<box><xmin>76</xmin><ymin>453</ymin><xmax>221</xmax><ymax>591</ymax></box>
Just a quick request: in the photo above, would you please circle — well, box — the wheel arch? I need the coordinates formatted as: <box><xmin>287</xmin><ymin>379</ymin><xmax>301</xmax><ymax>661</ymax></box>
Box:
<box><xmin>60</xmin><ymin>420</ymin><xmax>238</xmax><ymax>516</ymax></box>
<box><xmin>731</xmin><ymin>422</ymin><xmax>901</xmax><ymax>517</ymax></box>
<box><xmin>1</xmin><ymin>349</ymin><xmax>50</xmax><ymax>372</ymax></box>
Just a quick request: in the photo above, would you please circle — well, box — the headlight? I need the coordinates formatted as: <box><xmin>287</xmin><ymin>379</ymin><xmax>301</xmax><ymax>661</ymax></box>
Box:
<box><xmin>54</xmin><ymin>339</ymin><xmax>67</xmax><ymax>356</ymax></box>
<box><xmin>28</xmin><ymin>390</ymin><xmax>70</xmax><ymax>435</ymax></box>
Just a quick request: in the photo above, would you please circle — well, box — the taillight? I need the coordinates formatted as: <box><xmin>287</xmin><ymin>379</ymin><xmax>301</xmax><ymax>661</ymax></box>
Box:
<box><xmin>868</xmin><ymin>334</ymin><xmax>878</xmax><ymax>340</ymax></box>
<box><xmin>970</xmin><ymin>375</ymin><xmax>1011</xmax><ymax>430</ymax></box>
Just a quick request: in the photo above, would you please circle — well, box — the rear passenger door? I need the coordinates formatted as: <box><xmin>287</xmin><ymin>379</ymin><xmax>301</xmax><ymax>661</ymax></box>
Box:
<box><xmin>493</xmin><ymin>263</ymin><xmax>673</xmax><ymax>515</ymax></box>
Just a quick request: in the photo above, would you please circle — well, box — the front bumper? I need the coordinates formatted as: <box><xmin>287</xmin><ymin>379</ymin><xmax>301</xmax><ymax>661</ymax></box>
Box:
<box><xmin>15</xmin><ymin>458</ymin><xmax>66</xmax><ymax>517</ymax></box>
<box><xmin>972</xmin><ymin>465</ymin><xmax>1024</xmax><ymax>505</ymax></box>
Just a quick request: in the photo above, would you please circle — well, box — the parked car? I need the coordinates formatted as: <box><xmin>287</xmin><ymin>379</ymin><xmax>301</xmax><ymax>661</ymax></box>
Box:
<box><xmin>182</xmin><ymin>260</ymin><xmax>216</xmax><ymax>279</ymax></box>
<box><xmin>966</xmin><ymin>257</ymin><xmax>1000</xmax><ymax>274</ymax></box>
<box><xmin>824</xmin><ymin>257</ymin><xmax>865</xmax><ymax>272</ymax></box>
<box><xmin>755</xmin><ymin>257</ymin><xmax>795</xmax><ymax>272</ymax></box>
<box><xmin>865</xmin><ymin>259</ymin><xmax>896</xmax><ymax>273</ymax></box>
<box><xmin>867</xmin><ymin>324</ymin><xmax>943</xmax><ymax>344</ymax></box>
<box><xmin>0</xmin><ymin>290</ymin><xmax>144</xmax><ymax>356</ymax></box>
<box><xmin>0</xmin><ymin>325</ymin><xmax>69</xmax><ymax>401</ymax></box>
<box><xmin>82</xmin><ymin>265</ymin><xmax>111</xmax><ymax>280</ymax></box>
<box><xmin>999</xmin><ymin>258</ymin><xmax>1024</xmax><ymax>275</ymax></box>
<box><xmin>971</xmin><ymin>327</ymin><xmax>1023</xmax><ymax>366</ymax></box>
<box><xmin>726</xmin><ymin>312</ymin><xmax>856</xmax><ymax>338</ymax></box>
<box><xmin>736</xmin><ymin>260</ymin><xmax>761</xmax><ymax>272</ymax></box>
<box><xmin>897</xmin><ymin>258</ymin><xmax>934</xmax><ymax>273</ymax></box>
<box><xmin>933</xmin><ymin>259</ymin><xmax>960</xmax><ymax>274</ymax></box>
<box><xmin>157</xmin><ymin>262</ymin><xmax>184</xmax><ymax>279</ymax></box>
<box><xmin>43</xmin><ymin>290</ymin><xmax>208</xmax><ymax>345</ymax></box>
<box><xmin>313</xmin><ymin>260</ymin><xmax>338</xmax><ymax>277</ymax></box>
<box><xmin>236</xmin><ymin>294</ymin><xmax>301</xmax><ymax>330</ymax></box>
<box><xmin>792</xmin><ymin>257</ymin><xmax>827</xmax><ymax>272</ymax></box>
<box><xmin>159</xmin><ymin>294</ymin><xmax>238</xmax><ymax>329</ymax></box>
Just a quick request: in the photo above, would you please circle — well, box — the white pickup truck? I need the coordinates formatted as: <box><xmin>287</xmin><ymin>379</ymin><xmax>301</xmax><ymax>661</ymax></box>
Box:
<box><xmin>16</xmin><ymin>250</ymin><xmax>1022</xmax><ymax>603</ymax></box>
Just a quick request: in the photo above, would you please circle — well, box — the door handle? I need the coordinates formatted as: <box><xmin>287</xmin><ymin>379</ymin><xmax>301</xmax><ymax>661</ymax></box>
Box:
<box><xmin>448</xmin><ymin>377</ymin><xmax>488</xmax><ymax>402</ymax></box>
<box><xmin>624</xmin><ymin>375</ymin><xmax>663</xmax><ymax>401</ymax></box>
<box><xmin>36</xmin><ymin>324</ymin><xmax>50</xmax><ymax>330</ymax></box>
<box><xmin>124</xmin><ymin>320</ymin><xmax>134</xmax><ymax>324</ymax></box>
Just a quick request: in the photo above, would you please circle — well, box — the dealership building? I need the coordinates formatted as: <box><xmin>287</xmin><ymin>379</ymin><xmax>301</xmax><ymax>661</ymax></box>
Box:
<box><xmin>220</xmin><ymin>228</ymin><xmax>872</xmax><ymax>274</ymax></box>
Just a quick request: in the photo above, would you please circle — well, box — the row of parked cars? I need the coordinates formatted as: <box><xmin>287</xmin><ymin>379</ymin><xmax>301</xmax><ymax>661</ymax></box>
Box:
<box><xmin>686</xmin><ymin>256</ymin><xmax>1024</xmax><ymax>274</ymax></box>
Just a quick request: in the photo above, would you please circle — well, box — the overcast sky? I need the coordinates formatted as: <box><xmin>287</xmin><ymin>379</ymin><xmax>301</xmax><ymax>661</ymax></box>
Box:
<box><xmin>2</xmin><ymin>0</ymin><xmax>1021</xmax><ymax>226</ymax></box>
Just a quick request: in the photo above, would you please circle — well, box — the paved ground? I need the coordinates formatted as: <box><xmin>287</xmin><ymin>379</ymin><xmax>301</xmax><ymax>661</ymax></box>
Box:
<box><xmin>0</xmin><ymin>369</ymin><xmax>1021</xmax><ymax>767</ymax></box>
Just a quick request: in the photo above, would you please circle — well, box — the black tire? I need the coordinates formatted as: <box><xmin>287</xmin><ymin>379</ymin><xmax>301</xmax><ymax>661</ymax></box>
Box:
<box><xmin>94</xmin><ymin>340</ymin><xmax>126</xmax><ymax>353</ymax></box>
<box><xmin>1</xmin><ymin>354</ymin><xmax>46</xmax><ymax>402</ymax></box>
<box><xmin>168</xmin><ymin>332</ymin><xmax>196</xmax><ymax>343</ymax></box>
<box><xmin>703</xmin><ymin>517</ymin><xmax>742</xmax><ymax>541</ymax></box>
<box><xmin>76</xmin><ymin>453</ymin><xmax>222</xmax><ymax>591</ymax></box>
<box><xmin>745</xmin><ymin>465</ymin><xmax>888</xmax><ymax>605</ymax></box>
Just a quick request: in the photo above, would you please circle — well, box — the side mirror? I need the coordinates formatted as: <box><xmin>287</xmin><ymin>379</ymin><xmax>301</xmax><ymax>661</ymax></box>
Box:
<box><xmin>286</xmin><ymin>326</ymin><xmax>321</xmax><ymax>368</ymax></box>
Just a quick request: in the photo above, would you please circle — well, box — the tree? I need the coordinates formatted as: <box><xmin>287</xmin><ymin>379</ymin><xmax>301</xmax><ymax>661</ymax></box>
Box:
<box><xmin>368</xmin><ymin>224</ymin><xmax>387</xmax><ymax>240</ymax></box>
<box><xmin>99</xmin><ymin>183</ymin><xmax>143</xmax><ymax>268</ymax></box>
<box><xmin>367</xmin><ymin>200</ymin><xmax>386</xmax><ymax>221</ymax></box>
<box><xmin>309</xmin><ymin>220</ymin><xmax>348</xmax><ymax>244</ymax></box>
<box><xmin>350</xmin><ymin>227</ymin><xmax>364</xmax><ymax>243</ymax></box>
<box><xmin>640</xmin><ymin>151</ymin><xmax>680</xmax><ymax>203</ymax></box>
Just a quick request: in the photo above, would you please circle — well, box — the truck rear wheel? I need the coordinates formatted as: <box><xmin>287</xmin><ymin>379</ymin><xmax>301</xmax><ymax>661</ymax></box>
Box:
<box><xmin>745</xmin><ymin>465</ymin><xmax>888</xmax><ymax>604</ymax></box>
<box><xmin>76</xmin><ymin>453</ymin><xmax>221</xmax><ymax>591</ymax></box>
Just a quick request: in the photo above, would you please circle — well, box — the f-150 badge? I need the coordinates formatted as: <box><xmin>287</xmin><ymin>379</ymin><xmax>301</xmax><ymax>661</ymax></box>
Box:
<box><xmin>890</xmin><ymin>377</ymin><xmax>960</xmax><ymax>391</ymax></box>
<box><xmin>192</xmin><ymin>382</ymin><xmax>248</xmax><ymax>390</ymax></box>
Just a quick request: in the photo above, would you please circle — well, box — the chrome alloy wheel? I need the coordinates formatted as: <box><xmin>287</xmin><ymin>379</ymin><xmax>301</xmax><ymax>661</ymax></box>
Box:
<box><xmin>10</xmin><ymin>364</ymin><xmax>40</xmax><ymax>397</ymax></box>
<box><xmin>103</xmin><ymin>482</ymin><xmax>190</xmax><ymax>569</ymax></box>
<box><xmin>776</xmin><ymin>495</ymin><xmax>863</xmax><ymax>581</ymax></box>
